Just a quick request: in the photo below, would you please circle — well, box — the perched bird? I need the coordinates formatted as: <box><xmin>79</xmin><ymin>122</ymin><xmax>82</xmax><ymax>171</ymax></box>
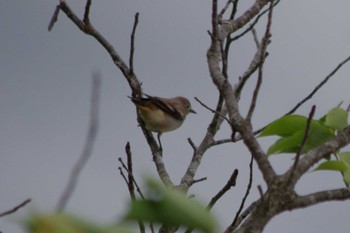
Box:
<box><xmin>129</xmin><ymin>94</ymin><xmax>196</xmax><ymax>150</ymax></box>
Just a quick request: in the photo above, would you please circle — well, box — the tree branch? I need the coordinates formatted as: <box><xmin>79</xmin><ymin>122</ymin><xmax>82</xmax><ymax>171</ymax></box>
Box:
<box><xmin>218</xmin><ymin>0</ymin><xmax>273</xmax><ymax>40</ymax></box>
<box><xmin>57</xmin><ymin>1</ymin><xmax>141</xmax><ymax>92</ymax></box>
<box><xmin>56</xmin><ymin>73</ymin><xmax>101</xmax><ymax>212</ymax></box>
<box><xmin>208</xmin><ymin>169</ymin><xmax>238</xmax><ymax>209</ymax></box>
<box><xmin>285</xmin><ymin>126</ymin><xmax>350</xmax><ymax>187</ymax></box>
<box><xmin>129</xmin><ymin>12</ymin><xmax>139</xmax><ymax>75</ymax></box>
<box><xmin>246</xmin><ymin>2</ymin><xmax>273</xmax><ymax>122</ymax></box>
<box><xmin>207</xmin><ymin>0</ymin><xmax>276</xmax><ymax>185</ymax></box>
<box><xmin>180</xmin><ymin>95</ymin><xmax>227</xmax><ymax>191</ymax></box>
<box><xmin>0</xmin><ymin>199</ymin><xmax>31</xmax><ymax>218</ymax></box>
<box><xmin>287</xmin><ymin>105</ymin><xmax>316</xmax><ymax>185</ymax></box>
<box><xmin>292</xmin><ymin>188</ymin><xmax>350</xmax><ymax>209</ymax></box>
<box><xmin>286</xmin><ymin>55</ymin><xmax>350</xmax><ymax>115</ymax></box>
<box><xmin>52</xmin><ymin>1</ymin><xmax>172</xmax><ymax>185</ymax></box>
<box><xmin>231</xmin><ymin>155</ymin><xmax>253</xmax><ymax>229</ymax></box>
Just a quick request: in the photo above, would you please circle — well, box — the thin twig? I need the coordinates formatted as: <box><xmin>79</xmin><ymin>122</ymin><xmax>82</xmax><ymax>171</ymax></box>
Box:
<box><xmin>222</xmin><ymin>0</ymin><xmax>239</xmax><ymax>76</ymax></box>
<box><xmin>194</xmin><ymin>97</ymin><xmax>230</xmax><ymax>124</ymax></box>
<box><xmin>129</xmin><ymin>13</ymin><xmax>139</xmax><ymax>75</ymax></box>
<box><xmin>229</xmin><ymin>0</ymin><xmax>239</xmax><ymax>20</ymax></box>
<box><xmin>251</xmin><ymin>28</ymin><xmax>259</xmax><ymax>48</ymax></box>
<box><xmin>187</xmin><ymin>138</ymin><xmax>197</xmax><ymax>151</ymax></box>
<box><xmin>246</xmin><ymin>66</ymin><xmax>263</xmax><ymax>122</ymax></box>
<box><xmin>118</xmin><ymin>167</ymin><xmax>129</xmax><ymax>186</ymax></box>
<box><xmin>234</xmin><ymin>54</ymin><xmax>350</xmax><ymax>141</ymax></box>
<box><xmin>193</xmin><ymin>177</ymin><xmax>208</xmax><ymax>184</ymax></box>
<box><xmin>231</xmin><ymin>155</ymin><xmax>253</xmax><ymax>229</ymax></box>
<box><xmin>287</xmin><ymin>105</ymin><xmax>316</xmax><ymax>185</ymax></box>
<box><xmin>125</xmin><ymin>142</ymin><xmax>136</xmax><ymax>200</ymax></box>
<box><xmin>56</xmin><ymin>1</ymin><xmax>142</xmax><ymax>92</ymax></box>
<box><xmin>224</xmin><ymin>200</ymin><xmax>260</xmax><ymax>233</ymax></box>
<box><xmin>218</xmin><ymin>0</ymin><xmax>233</xmax><ymax>20</ymax></box>
<box><xmin>118</xmin><ymin>157</ymin><xmax>145</xmax><ymax>199</ymax></box>
<box><xmin>211</xmin><ymin>0</ymin><xmax>219</xmax><ymax>42</ymax></box>
<box><xmin>286</xmin><ymin>55</ymin><xmax>350</xmax><ymax>115</ymax></box>
<box><xmin>208</xmin><ymin>169</ymin><xmax>238</xmax><ymax>209</ymax></box>
<box><xmin>48</xmin><ymin>5</ymin><xmax>60</xmax><ymax>31</ymax></box>
<box><xmin>211</xmin><ymin>138</ymin><xmax>233</xmax><ymax>146</ymax></box>
<box><xmin>83</xmin><ymin>0</ymin><xmax>92</xmax><ymax>25</ymax></box>
<box><xmin>56</xmin><ymin>74</ymin><xmax>101</xmax><ymax>212</ymax></box>
<box><xmin>125</xmin><ymin>142</ymin><xmax>146</xmax><ymax>233</ymax></box>
<box><xmin>246</xmin><ymin>2</ymin><xmax>273</xmax><ymax>122</ymax></box>
<box><xmin>257</xmin><ymin>185</ymin><xmax>264</xmax><ymax>200</ymax></box>
<box><xmin>0</xmin><ymin>199</ymin><xmax>31</xmax><ymax>217</ymax></box>
<box><xmin>229</xmin><ymin>0</ymin><xmax>281</xmax><ymax>42</ymax></box>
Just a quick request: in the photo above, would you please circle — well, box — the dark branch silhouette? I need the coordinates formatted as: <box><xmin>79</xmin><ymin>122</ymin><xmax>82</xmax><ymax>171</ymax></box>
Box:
<box><xmin>0</xmin><ymin>199</ymin><xmax>31</xmax><ymax>217</ymax></box>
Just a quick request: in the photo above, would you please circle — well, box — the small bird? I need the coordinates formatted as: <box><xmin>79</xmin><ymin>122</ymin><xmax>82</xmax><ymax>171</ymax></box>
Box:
<box><xmin>129</xmin><ymin>94</ymin><xmax>196</xmax><ymax>150</ymax></box>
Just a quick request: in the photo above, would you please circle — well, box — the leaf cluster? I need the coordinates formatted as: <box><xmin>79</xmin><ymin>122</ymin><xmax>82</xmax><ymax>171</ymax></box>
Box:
<box><xmin>260</xmin><ymin>106</ymin><xmax>350</xmax><ymax>184</ymax></box>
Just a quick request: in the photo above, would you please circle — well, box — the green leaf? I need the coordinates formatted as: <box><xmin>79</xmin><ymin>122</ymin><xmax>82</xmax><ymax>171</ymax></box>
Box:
<box><xmin>125</xmin><ymin>179</ymin><xmax>216</xmax><ymax>233</ymax></box>
<box><xmin>314</xmin><ymin>161</ymin><xmax>347</xmax><ymax>172</ymax></box>
<box><xmin>325</xmin><ymin>107</ymin><xmax>348</xmax><ymax>130</ymax></box>
<box><xmin>339</xmin><ymin>152</ymin><xmax>350</xmax><ymax>164</ymax></box>
<box><xmin>340</xmin><ymin>152</ymin><xmax>350</xmax><ymax>184</ymax></box>
<box><xmin>267</xmin><ymin>130</ymin><xmax>303</xmax><ymax>155</ymax></box>
<box><xmin>25</xmin><ymin>214</ymin><xmax>131</xmax><ymax>233</ymax></box>
<box><xmin>259</xmin><ymin>115</ymin><xmax>309</xmax><ymax>137</ymax></box>
<box><xmin>266</xmin><ymin>120</ymin><xmax>335</xmax><ymax>155</ymax></box>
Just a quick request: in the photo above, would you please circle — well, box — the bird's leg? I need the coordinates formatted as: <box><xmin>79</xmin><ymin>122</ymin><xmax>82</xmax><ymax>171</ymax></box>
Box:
<box><xmin>157</xmin><ymin>133</ymin><xmax>163</xmax><ymax>151</ymax></box>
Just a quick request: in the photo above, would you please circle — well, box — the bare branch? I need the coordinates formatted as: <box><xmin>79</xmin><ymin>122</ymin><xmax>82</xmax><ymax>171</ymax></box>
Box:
<box><xmin>208</xmin><ymin>169</ymin><xmax>238</xmax><ymax>209</ymax></box>
<box><xmin>234</xmin><ymin>54</ymin><xmax>350</xmax><ymax>142</ymax></box>
<box><xmin>251</xmin><ymin>28</ymin><xmax>259</xmax><ymax>48</ymax></box>
<box><xmin>218</xmin><ymin>0</ymin><xmax>234</xmax><ymax>20</ymax></box>
<box><xmin>288</xmin><ymin>105</ymin><xmax>316</xmax><ymax>185</ymax></box>
<box><xmin>192</xmin><ymin>177</ymin><xmax>208</xmax><ymax>185</ymax></box>
<box><xmin>286</xmin><ymin>55</ymin><xmax>350</xmax><ymax>115</ymax></box>
<box><xmin>211</xmin><ymin>0</ymin><xmax>219</xmax><ymax>42</ymax></box>
<box><xmin>56</xmin><ymin>1</ymin><xmax>141</xmax><ymax>93</ymax></box>
<box><xmin>48</xmin><ymin>5</ymin><xmax>60</xmax><ymax>31</ymax></box>
<box><xmin>229</xmin><ymin>0</ymin><xmax>281</xmax><ymax>42</ymax></box>
<box><xmin>293</xmin><ymin>188</ymin><xmax>350</xmax><ymax>209</ymax></box>
<box><xmin>223</xmin><ymin>200</ymin><xmax>260</xmax><ymax>233</ymax></box>
<box><xmin>187</xmin><ymin>137</ymin><xmax>197</xmax><ymax>151</ymax></box>
<box><xmin>285</xmin><ymin>126</ymin><xmax>350</xmax><ymax>187</ymax></box>
<box><xmin>211</xmin><ymin>138</ymin><xmax>233</xmax><ymax>146</ymax></box>
<box><xmin>180</xmin><ymin>95</ymin><xmax>228</xmax><ymax>191</ymax></box>
<box><xmin>118</xmin><ymin>157</ymin><xmax>145</xmax><ymax>200</ymax></box>
<box><xmin>221</xmin><ymin>0</ymin><xmax>239</xmax><ymax>77</ymax></box>
<box><xmin>231</xmin><ymin>155</ymin><xmax>253</xmax><ymax>229</ymax></box>
<box><xmin>246</xmin><ymin>2</ymin><xmax>273</xmax><ymax>122</ymax></box>
<box><xmin>56</xmin><ymin>73</ymin><xmax>101</xmax><ymax>212</ymax></box>
<box><xmin>218</xmin><ymin>0</ymin><xmax>273</xmax><ymax>40</ymax></box>
<box><xmin>257</xmin><ymin>185</ymin><xmax>264</xmax><ymax>200</ymax></box>
<box><xmin>54</xmin><ymin>1</ymin><xmax>169</xmax><ymax>184</ymax></box>
<box><xmin>129</xmin><ymin>13</ymin><xmax>139</xmax><ymax>75</ymax></box>
<box><xmin>83</xmin><ymin>0</ymin><xmax>92</xmax><ymax>25</ymax></box>
<box><xmin>118</xmin><ymin>166</ymin><xmax>129</xmax><ymax>187</ymax></box>
<box><xmin>125</xmin><ymin>142</ymin><xmax>136</xmax><ymax>199</ymax></box>
<box><xmin>195</xmin><ymin>97</ymin><xmax>230</xmax><ymax>124</ymax></box>
<box><xmin>208</xmin><ymin>0</ymin><xmax>276</xmax><ymax>185</ymax></box>
<box><xmin>152</xmin><ymin>153</ymin><xmax>174</xmax><ymax>187</ymax></box>
<box><xmin>0</xmin><ymin>199</ymin><xmax>31</xmax><ymax>217</ymax></box>
<box><xmin>125</xmin><ymin>142</ymin><xmax>145</xmax><ymax>233</ymax></box>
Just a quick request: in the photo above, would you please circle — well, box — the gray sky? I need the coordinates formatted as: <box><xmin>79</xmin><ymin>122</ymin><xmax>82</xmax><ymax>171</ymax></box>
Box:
<box><xmin>1</xmin><ymin>0</ymin><xmax>350</xmax><ymax>232</ymax></box>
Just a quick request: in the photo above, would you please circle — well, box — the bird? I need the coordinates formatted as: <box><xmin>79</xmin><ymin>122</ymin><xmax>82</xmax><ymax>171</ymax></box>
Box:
<box><xmin>129</xmin><ymin>94</ymin><xmax>196</xmax><ymax>150</ymax></box>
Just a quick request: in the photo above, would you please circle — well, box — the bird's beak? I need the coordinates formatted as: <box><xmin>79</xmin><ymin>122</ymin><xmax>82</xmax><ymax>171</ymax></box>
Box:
<box><xmin>190</xmin><ymin>109</ymin><xmax>196</xmax><ymax>114</ymax></box>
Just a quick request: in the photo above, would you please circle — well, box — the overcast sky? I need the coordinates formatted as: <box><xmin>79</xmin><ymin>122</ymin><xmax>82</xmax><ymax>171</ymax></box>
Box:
<box><xmin>1</xmin><ymin>0</ymin><xmax>350</xmax><ymax>232</ymax></box>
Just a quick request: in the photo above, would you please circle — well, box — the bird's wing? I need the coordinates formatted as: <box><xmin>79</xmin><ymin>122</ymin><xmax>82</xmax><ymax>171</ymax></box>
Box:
<box><xmin>144</xmin><ymin>94</ymin><xmax>183</xmax><ymax>120</ymax></box>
